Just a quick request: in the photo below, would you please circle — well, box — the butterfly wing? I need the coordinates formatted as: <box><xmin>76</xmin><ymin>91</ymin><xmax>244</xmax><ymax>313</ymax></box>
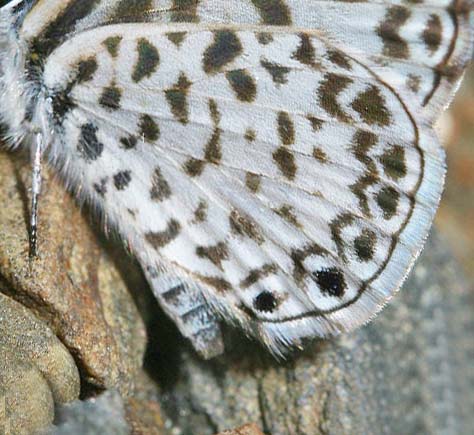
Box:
<box><xmin>38</xmin><ymin>23</ymin><xmax>447</xmax><ymax>356</ymax></box>
<box><xmin>24</xmin><ymin>0</ymin><xmax>474</xmax><ymax>123</ymax></box>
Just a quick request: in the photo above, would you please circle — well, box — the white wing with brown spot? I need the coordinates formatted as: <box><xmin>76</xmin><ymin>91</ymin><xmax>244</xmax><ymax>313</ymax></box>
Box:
<box><xmin>39</xmin><ymin>24</ymin><xmax>446</xmax><ymax>355</ymax></box>
<box><xmin>22</xmin><ymin>0</ymin><xmax>474</xmax><ymax>122</ymax></box>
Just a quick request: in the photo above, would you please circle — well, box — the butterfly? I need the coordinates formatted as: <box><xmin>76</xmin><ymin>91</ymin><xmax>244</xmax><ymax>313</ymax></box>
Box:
<box><xmin>0</xmin><ymin>0</ymin><xmax>472</xmax><ymax>358</ymax></box>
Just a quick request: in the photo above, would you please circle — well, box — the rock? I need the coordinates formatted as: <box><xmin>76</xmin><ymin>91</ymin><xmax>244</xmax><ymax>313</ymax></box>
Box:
<box><xmin>1</xmin><ymin>352</ymin><xmax>55</xmax><ymax>435</ymax></box>
<box><xmin>216</xmin><ymin>423</ymin><xmax>265</xmax><ymax>435</ymax></box>
<box><xmin>0</xmin><ymin>292</ymin><xmax>80</xmax><ymax>434</ymax></box>
<box><xmin>0</xmin><ymin>151</ymin><xmax>148</xmax><ymax>432</ymax></box>
<box><xmin>0</xmin><ymin>151</ymin><xmax>147</xmax><ymax>398</ymax></box>
<box><xmin>0</xmin><ymin>293</ymin><xmax>80</xmax><ymax>405</ymax></box>
<box><xmin>124</xmin><ymin>397</ymin><xmax>166</xmax><ymax>435</ymax></box>
<box><xmin>155</xmin><ymin>232</ymin><xmax>474</xmax><ymax>435</ymax></box>
<box><xmin>53</xmin><ymin>390</ymin><xmax>129</xmax><ymax>435</ymax></box>
<box><xmin>0</xmin><ymin>290</ymin><xmax>80</xmax><ymax>434</ymax></box>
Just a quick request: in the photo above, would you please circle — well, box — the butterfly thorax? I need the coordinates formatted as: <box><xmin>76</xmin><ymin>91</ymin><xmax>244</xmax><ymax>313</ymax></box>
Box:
<box><xmin>0</xmin><ymin>4</ymin><xmax>47</xmax><ymax>149</ymax></box>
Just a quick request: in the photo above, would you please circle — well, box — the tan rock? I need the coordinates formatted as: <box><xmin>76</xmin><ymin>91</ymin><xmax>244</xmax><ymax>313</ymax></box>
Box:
<box><xmin>0</xmin><ymin>150</ymin><xmax>150</xmax><ymax>433</ymax></box>
<box><xmin>1</xmin><ymin>352</ymin><xmax>55</xmax><ymax>435</ymax></box>
<box><xmin>125</xmin><ymin>397</ymin><xmax>165</xmax><ymax>435</ymax></box>
<box><xmin>0</xmin><ymin>292</ymin><xmax>80</xmax><ymax>405</ymax></box>
<box><xmin>216</xmin><ymin>423</ymin><xmax>265</xmax><ymax>435</ymax></box>
<box><xmin>0</xmin><ymin>151</ymin><xmax>146</xmax><ymax>396</ymax></box>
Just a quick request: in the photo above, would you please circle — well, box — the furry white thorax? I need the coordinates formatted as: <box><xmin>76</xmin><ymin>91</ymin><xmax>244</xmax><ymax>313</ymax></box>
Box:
<box><xmin>0</xmin><ymin>6</ymin><xmax>51</xmax><ymax>151</ymax></box>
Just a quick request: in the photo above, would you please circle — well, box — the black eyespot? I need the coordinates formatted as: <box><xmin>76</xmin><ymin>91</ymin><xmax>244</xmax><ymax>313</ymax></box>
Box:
<box><xmin>313</xmin><ymin>267</ymin><xmax>346</xmax><ymax>297</ymax></box>
<box><xmin>254</xmin><ymin>291</ymin><xmax>279</xmax><ymax>313</ymax></box>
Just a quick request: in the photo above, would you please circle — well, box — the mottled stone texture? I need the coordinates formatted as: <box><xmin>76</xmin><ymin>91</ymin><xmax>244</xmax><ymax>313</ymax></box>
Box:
<box><xmin>0</xmin><ymin>293</ymin><xmax>80</xmax><ymax>433</ymax></box>
<box><xmin>0</xmin><ymin>150</ymin><xmax>473</xmax><ymax>435</ymax></box>
<box><xmin>53</xmin><ymin>390</ymin><xmax>130</xmax><ymax>435</ymax></box>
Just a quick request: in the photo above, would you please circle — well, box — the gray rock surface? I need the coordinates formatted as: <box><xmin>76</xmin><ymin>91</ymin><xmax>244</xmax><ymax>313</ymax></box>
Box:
<box><xmin>52</xmin><ymin>390</ymin><xmax>130</xmax><ymax>435</ymax></box>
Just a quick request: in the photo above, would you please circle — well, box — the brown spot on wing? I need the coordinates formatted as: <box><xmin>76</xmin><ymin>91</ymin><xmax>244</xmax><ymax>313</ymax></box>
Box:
<box><xmin>376</xmin><ymin>186</ymin><xmax>400</xmax><ymax>219</ymax></box>
<box><xmin>352</xmin><ymin>85</ymin><xmax>391</xmax><ymax>127</ymax></box>
<box><xmin>274</xmin><ymin>205</ymin><xmax>301</xmax><ymax>228</ymax></box>
<box><xmin>354</xmin><ymin>229</ymin><xmax>377</xmax><ymax>262</ymax></box>
<box><xmin>329</xmin><ymin>213</ymin><xmax>355</xmax><ymax>263</ymax></box>
<box><xmin>171</xmin><ymin>0</ymin><xmax>198</xmax><ymax>23</ymax></box>
<box><xmin>380</xmin><ymin>145</ymin><xmax>407</xmax><ymax>180</ymax></box>
<box><xmin>376</xmin><ymin>6</ymin><xmax>411</xmax><ymax>59</ymax></box>
<box><xmin>196</xmin><ymin>242</ymin><xmax>229</xmax><ymax>270</ymax></box>
<box><xmin>423</xmin><ymin>14</ymin><xmax>443</xmax><ymax>54</ymax></box>
<box><xmin>120</xmin><ymin>135</ymin><xmax>137</xmax><ymax>149</ymax></box>
<box><xmin>184</xmin><ymin>158</ymin><xmax>205</xmax><ymax>177</ymax></box>
<box><xmin>132</xmin><ymin>38</ymin><xmax>160</xmax><ymax>82</ymax></box>
<box><xmin>198</xmin><ymin>275</ymin><xmax>232</xmax><ymax>293</ymax></box>
<box><xmin>257</xmin><ymin>32</ymin><xmax>274</xmax><ymax>45</ymax></box>
<box><xmin>307</xmin><ymin>115</ymin><xmax>324</xmax><ymax>131</ymax></box>
<box><xmin>93</xmin><ymin>177</ymin><xmax>108</xmax><ymax>197</ymax></box>
<box><xmin>226</xmin><ymin>69</ymin><xmax>257</xmax><ymax>102</ymax></box>
<box><xmin>318</xmin><ymin>73</ymin><xmax>353</xmax><ymax>122</ymax></box>
<box><xmin>277</xmin><ymin>111</ymin><xmax>295</xmax><ymax>145</ymax></box>
<box><xmin>203</xmin><ymin>30</ymin><xmax>243</xmax><ymax>74</ymax></box>
<box><xmin>113</xmin><ymin>170</ymin><xmax>132</xmax><ymax>190</ymax></box>
<box><xmin>103</xmin><ymin>36</ymin><xmax>122</xmax><ymax>58</ymax></box>
<box><xmin>260</xmin><ymin>59</ymin><xmax>291</xmax><ymax>85</ymax></box>
<box><xmin>165</xmin><ymin>73</ymin><xmax>192</xmax><ymax>124</ymax></box>
<box><xmin>292</xmin><ymin>33</ymin><xmax>319</xmax><ymax>68</ymax></box>
<box><xmin>146</xmin><ymin>219</ymin><xmax>181</xmax><ymax>249</ymax></box>
<box><xmin>245</xmin><ymin>173</ymin><xmax>261</xmax><ymax>192</ymax></box>
<box><xmin>78</xmin><ymin>123</ymin><xmax>104</xmax><ymax>161</ymax></box>
<box><xmin>349</xmin><ymin>130</ymin><xmax>379</xmax><ymax>217</ymax></box>
<box><xmin>240</xmin><ymin>264</ymin><xmax>278</xmax><ymax>288</ymax></box>
<box><xmin>99</xmin><ymin>83</ymin><xmax>122</xmax><ymax>110</ymax></box>
<box><xmin>204</xmin><ymin>128</ymin><xmax>222</xmax><ymax>164</ymax></box>
<box><xmin>313</xmin><ymin>147</ymin><xmax>328</xmax><ymax>163</ymax></box>
<box><xmin>250</xmin><ymin>0</ymin><xmax>292</xmax><ymax>25</ymax></box>
<box><xmin>139</xmin><ymin>114</ymin><xmax>160</xmax><ymax>142</ymax></box>
<box><xmin>150</xmin><ymin>166</ymin><xmax>171</xmax><ymax>201</ymax></box>
<box><xmin>167</xmin><ymin>32</ymin><xmax>187</xmax><ymax>46</ymax></box>
<box><xmin>230</xmin><ymin>209</ymin><xmax>264</xmax><ymax>244</ymax></box>
<box><xmin>114</xmin><ymin>0</ymin><xmax>154</xmax><ymax>21</ymax></box>
<box><xmin>205</xmin><ymin>100</ymin><xmax>223</xmax><ymax>164</ymax></box>
<box><xmin>245</xmin><ymin>129</ymin><xmax>256</xmax><ymax>142</ymax></box>
<box><xmin>407</xmin><ymin>74</ymin><xmax>422</xmax><ymax>93</ymax></box>
<box><xmin>273</xmin><ymin>147</ymin><xmax>296</xmax><ymax>180</ymax></box>
<box><xmin>76</xmin><ymin>57</ymin><xmax>98</xmax><ymax>83</ymax></box>
<box><xmin>327</xmin><ymin>49</ymin><xmax>351</xmax><ymax>70</ymax></box>
<box><xmin>193</xmin><ymin>200</ymin><xmax>208</xmax><ymax>222</ymax></box>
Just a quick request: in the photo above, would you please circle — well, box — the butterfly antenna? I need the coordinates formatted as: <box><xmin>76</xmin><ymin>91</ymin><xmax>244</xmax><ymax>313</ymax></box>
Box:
<box><xmin>29</xmin><ymin>132</ymin><xmax>43</xmax><ymax>259</ymax></box>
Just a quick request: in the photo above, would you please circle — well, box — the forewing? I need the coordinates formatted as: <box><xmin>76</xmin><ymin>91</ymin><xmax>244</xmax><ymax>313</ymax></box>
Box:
<box><xmin>42</xmin><ymin>24</ymin><xmax>445</xmax><ymax>354</ymax></box>
<box><xmin>23</xmin><ymin>0</ymin><xmax>474</xmax><ymax>122</ymax></box>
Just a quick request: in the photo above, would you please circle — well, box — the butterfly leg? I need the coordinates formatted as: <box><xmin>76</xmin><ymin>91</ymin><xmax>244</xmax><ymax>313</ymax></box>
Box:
<box><xmin>29</xmin><ymin>132</ymin><xmax>43</xmax><ymax>259</ymax></box>
<box><xmin>144</xmin><ymin>269</ymin><xmax>224</xmax><ymax>359</ymax></box>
